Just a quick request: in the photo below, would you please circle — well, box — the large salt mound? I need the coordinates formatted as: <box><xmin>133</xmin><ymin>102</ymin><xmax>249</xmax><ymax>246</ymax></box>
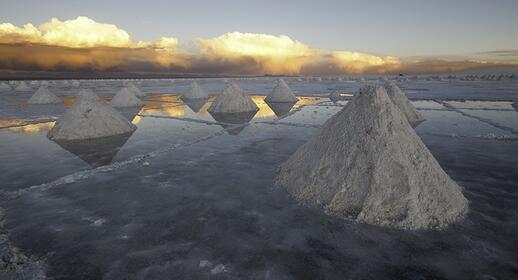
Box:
<box><xmin>0</xmin><ymin>82</ymin><xmax>11</xmax><ymax>91</ymax></box>
<box><xmin>27</xmin><ymin>86</ymin><xmax>62</xmax><ymax>104</ymax></box>
<box><xmin>265</xmin><ymin>79</ymin><xmax>298</xmax><ymax>103</ymax></box>
<box><xmin>15</xmin><ymin>81</ymin><xmax>31</xmax><ymax>91</ymax></box>
<box><xmin>384</xmin><ymin>81</ymin><xmax>425</xmax><ymax>127</ymax></box>
<box><xmin>110</xmin><ymin>87</ymin><xmax>144</xmax><ymax>107</ymax></box>
<box><xmin>182</xmin><ymin>82</ymin><xmax>208</xmax><ymax>100</ymax></box>
<box><xmin>208</xmin><ymin>83</ymin><xmax>258</xmax><ymax>114</ymax></box>
<box><xmin>48</xmin><ymin>89</ymin><xmax>136</xmax><ymax>140</ymax></box>
<box><xmin>126</xmin><ymin>82</ymin><xmax>146</xmax><ymax>97</ymax></box>
<box><xmin>277</xmin><ymin>85</ymin><xmax>468</xmax><ymax>230</ymax></box>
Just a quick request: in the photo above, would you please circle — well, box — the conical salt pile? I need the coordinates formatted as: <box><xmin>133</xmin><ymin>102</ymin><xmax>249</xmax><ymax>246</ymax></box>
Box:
<box><xmin>383</xmin><ymin>81</ymin><xmax>425</xmax><ymax>127</ymax></box>
<box><xmin>126</xmin><ymin>82</ymin><xmax>146</xmax><ymax>97</ymax></box>
<box><xmin>208</xmin><ymin>83</ymin><xmax>258</xmax><ymax>114</ymax></box>
<box><xmin>15</xmin><ymin>81</ymin><xmax>31</xmax><ymax>91</ymax></box>
<box><xmin>277</xmin><ymin>85</ymin><xmax>468</xmax><ymax>230</ymax></box>
<box><xmin>265</xmin><ymin>79</ymin><xmax>298</xmax><ymax>103</ymax></box>
<box><xmin>27</xmin><ymin>86</ymin><xmax>62</xmax><ymax>104</ymax></box>
<box><xmin>110</xmin><ymin>87</ymin><xmax>144</xmax><ymax>108</ymax></box>
<box><xmin>0</xmin><ymin>82</ymin><xmax>11</xmax><ymax>91</ymax></box>
<box><xmin>48</xmin><ymin>89</ymin><xmax>136</xmax><ymax>140</ymax></box>
<box><xmin>182</xmin><ymin>82</ymin><xmax>208</xmax><ymax>100</ymax></box>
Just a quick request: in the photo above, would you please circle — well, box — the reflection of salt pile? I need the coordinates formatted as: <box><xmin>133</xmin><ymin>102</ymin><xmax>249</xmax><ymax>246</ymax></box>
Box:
<box><xmin>267</xmin><ymin>102</ymin><xmax>296</xmax><ymax>117</ymax></box>
<box><xmin>110</xmin><ymin>87</ymin><xmax>143</xmax><ymax>107</ymax></box>
<box><xmin>208</xmin><ymin>83</ymin><xmax>259</xmax><ymax>124</ymax></box>
<box><xmin>265</xmin><ymin>79</ymin><xmax>298</xmax><ymax>103</ymax></box>
<box><xmin>27</xmin><ymin>86</ymin><xmax>62</xmax><ymax>104</ymax></box>
<box><xmin>384</xmin><ymin>81</ymin><xmax>425</xmax><ymax>127</ymax></box>
<box><xmin>183</xmin><ymin>99</ymin><xmax>208</xmax><ymax>113</ymax></box>
<box><xmin>0</xmin><ymin>82</ymin><xmax>11</xmax><ymax>91</ymax></box>
<box><xmin>48</xmin><ymin>89</ymin><xmax>136</xmax><ymax>140</ymax></box>
<box><xmin>125</xmin><ymin>82</ymin><xmax>146</xmax><ymax>97</ymax></box>
<box><xmin>277</xmin><ymin>85</ymin><xmax>468</xmax><ymax>230</ymax></box>
<box><xmin>182</xmin><ymin>82</ymin><xmax>208</xmax><ymax>100</ymax></box>
<box><xmin>51</xmin><ymin>131</ymin><xmax>134</xmax><ymax>167</ymax></box>
<box><xmin>15</xmin><ymin>81</ymin><xmax>31</xmax><ymax>91</ymax></box>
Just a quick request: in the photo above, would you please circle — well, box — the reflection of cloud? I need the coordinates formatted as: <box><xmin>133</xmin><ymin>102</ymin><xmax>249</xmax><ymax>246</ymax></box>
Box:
<box><xmin>1</xmin><ymin>17</ymin><xmax>518</xmax><ymax>75</ymax></box>
<box><xmin>331</xmin><ymin>51</ymin><xmax>402</xmax><ymax>74</ymax></box>
<box><xmin>197</xmin><ymin>32</ymin><xmax>319</xmax><ymax>75</ymax></box>
<box><xmin>8</xmin><ymin>122</ymin><xmax>55</xmax><ymax>133</ymax></box>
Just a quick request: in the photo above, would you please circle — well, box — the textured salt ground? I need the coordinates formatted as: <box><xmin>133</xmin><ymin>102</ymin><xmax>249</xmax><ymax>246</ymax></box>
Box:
<box><xmin>2</xmin><ymin>123</ymin><xmax>518</xmax><ymax>279</ymax></box>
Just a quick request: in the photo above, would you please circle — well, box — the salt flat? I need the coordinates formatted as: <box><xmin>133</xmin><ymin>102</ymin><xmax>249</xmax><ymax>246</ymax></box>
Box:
<box><xmin>0</xmin><ymin>78</ymin><xmax>517</xmax><ymax>279</ymax></box>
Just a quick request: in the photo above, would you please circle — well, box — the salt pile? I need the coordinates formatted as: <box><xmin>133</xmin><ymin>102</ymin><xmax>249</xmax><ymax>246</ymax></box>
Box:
<box><xmin>182</xmin><ymin>82</ymin><xmax>208</xmax><ymax>100</ymax></box>
<box><xmin>277</xmin><ymin>85</ymin><xmax>468</xmax><ymax>230</ymax></box>
<box><xmin>512</xmin><ymin>100</ymin><xmax>518</xmax><ymax>110</ymax></box>
<box><xmin>110</xmin><ymin>87</ymin><xmax>144</xmax><ymax>108</ymax></box>
<box><xmin>383</xmin><ymin>81</ymin><xmax>425</xmax><ymax>127</ymax></box>
<box><xmin>71</xmin><ymin>80</ymin><xmax>81</xmax><ymax>87</ymax></box>
<box><xmin>48</xmin><ymin>89</ymin><xmax>136</xmax><ymax>140</ymax></box>
<box><xmin>27</xmin><ymin>86</ymin><xmax>62</xmax><ymax>104</ymax></box>
<box><xmin>0</xmin><ymin>82</ymin><xmax>11</xmax><ymax>91</ymax></box>
<box><xmin>126</xmin><ymin>82</ymin><xmax>146</xmax><ymax>97</ymax></box>
<box><xmin>15</xmin><ymin>81</ymin><xmax>31</xmax><ymax>91</ymax></box>
<box><xmin>265</xmin><ymin>79</ymin><xmax>298</xmax><ymax>103</ymax></box>
<box><xmin>209</xmin><ymin>83</ymin><xmax>258</xmax><ymax>114</ymax></box>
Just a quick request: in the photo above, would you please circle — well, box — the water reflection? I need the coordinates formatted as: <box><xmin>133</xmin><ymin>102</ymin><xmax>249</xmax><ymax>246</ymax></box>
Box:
<box><xmin>7</xmin><ymin>121</ymin><xmax>55</xmax><ymax>133</ymax></box>
<box><xmin>209</xmin><ymin>111</ymin><xmax>258</xmax><ymax>124</ymax></box>
<box><xmin>183</xmin><ymin>98</ymin><xmax>210</xmax><ymax>113</ymax></box>
<box><xmin>50</xmin><ymin>131</ymin><xmax>135</xmax><ymax>167</ymax></box>
<box><xmin>265</xmin><ymin>101</ymin><xmax>297</xmax><ymax>117</ymax></box>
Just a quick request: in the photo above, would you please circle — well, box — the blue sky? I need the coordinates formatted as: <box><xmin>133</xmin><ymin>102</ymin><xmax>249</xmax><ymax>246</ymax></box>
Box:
<box><xmin>1</xmin><ymin>0</ymin><xmax>517</xmax><ymax>57</ymax></box>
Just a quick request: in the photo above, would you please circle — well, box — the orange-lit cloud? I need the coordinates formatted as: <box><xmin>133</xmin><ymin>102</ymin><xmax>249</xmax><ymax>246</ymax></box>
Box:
<box><xmin>196</xmin><ymin>32</ymin><xmax>319</xmax><ymax>75</ymax></box>
<box><xmin>1</xmin><ymin>16</ymin><xmax>518</xmax><ymax>76</ymax></box>
<box><xmin>331</xmin><ymin>51</ymin><xmax>402</xmax><ymax>74</ymax></box>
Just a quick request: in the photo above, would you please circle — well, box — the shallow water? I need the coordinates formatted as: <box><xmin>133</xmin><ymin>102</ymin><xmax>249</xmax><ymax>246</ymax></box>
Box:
<box><xmin>1</xmin><ymin>78</ymin><xmax>518</xmax><ymax>279</ymax></box>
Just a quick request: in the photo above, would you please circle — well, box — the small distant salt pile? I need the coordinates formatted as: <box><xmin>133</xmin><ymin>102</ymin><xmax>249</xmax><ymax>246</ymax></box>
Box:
<box><xmin>125</xmin><ymin>82</ymin><xmax>146</xmax><ymax>97</ymax></box>
<box><xmin>182</xmin><ymin>82</ymin><xmax>208</xmax><ymax>100</ymax></box>
<box><xmin>27</xmin><ymin>86</ymin><xmax>62</xmax><ymax>104</ymax></box>
<box><xmin>48</xmin><ymin>89</ymin><xmax>136</xmax><ymax>140</ymax></box>
<box><xmin>15</xmin><ymin>81</ymin><xmax>31</xmax><ymax>91</ymax></box>
<box><xmin>0</xmin><ymin>82</ymin><xmax>11</xmax><ymax>91</ymax></box>
<box><xmin>209</xmin><ymin>83</ymin><xmax>258</xmax><ymax>114</ymax></box>
<box><xmin>208</xmin><ymin>83</ymin><xmax>259</xmax><ymax>124</ymax></box>
<box><xmin>110</xmin><ymin>87</ymin><xmax>144</xmax><ymax>108</ymax></box>
<box><xmin>71</xmin><ymin>80</ymin><xmax>81</xmax><ymax>87</ymax></box>
<box><xmin>277</xmin><ymin>85</ymin><xmax>468</xmax><ymax>230</ymax></box>
<box><xmin>383</xmin><ymin>81</ymin><xmax>425</xmax><ymax>127</ymax></box>
<box><xmin>265</xmin><ymin>79</ymin><xmax>298</xmax><ymax>103</ymax></box>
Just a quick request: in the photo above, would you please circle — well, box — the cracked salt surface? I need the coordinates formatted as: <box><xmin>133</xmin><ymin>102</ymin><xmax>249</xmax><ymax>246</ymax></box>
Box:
<box><xmin>0</xmin><ymin>78</ymin><xmax>518</xmax><ymax>279</ymax></box>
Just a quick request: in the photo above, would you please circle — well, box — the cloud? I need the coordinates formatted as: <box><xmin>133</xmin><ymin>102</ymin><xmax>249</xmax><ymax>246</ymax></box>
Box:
<box><xmin>330</xmin><ymin>51</ymin><xmax>402</xmax><ymax>74</ymax></box>
<box><xmin>196</xmin><ymin>32</ymin><xmax>319</xmax><ymax>75</ymax></box>
<box><xmin>1</xmin><ymin>17</ymin><xmax>518</xmax><ymax>75</ymax></box>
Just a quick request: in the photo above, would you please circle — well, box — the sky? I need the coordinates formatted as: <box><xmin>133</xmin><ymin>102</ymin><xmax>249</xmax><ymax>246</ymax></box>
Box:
<box><xmin>1</xmin><ymin>0</ymin><xmax>517</xmax><ymax>75</ymax></box>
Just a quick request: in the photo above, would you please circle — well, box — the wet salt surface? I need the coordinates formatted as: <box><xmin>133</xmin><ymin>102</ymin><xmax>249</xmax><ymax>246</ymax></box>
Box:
<box><xmin>0</xmin><ymin>79</ymin><xmax>518</xmax><ymax>279</ymax></box>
